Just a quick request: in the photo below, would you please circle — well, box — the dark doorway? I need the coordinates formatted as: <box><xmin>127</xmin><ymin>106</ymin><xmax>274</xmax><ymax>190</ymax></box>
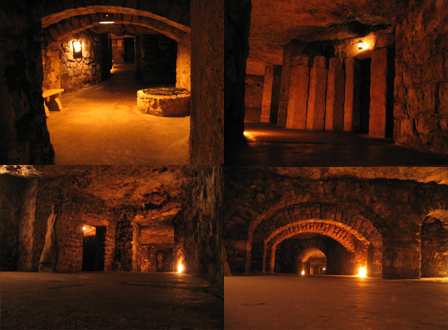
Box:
<box><xmin>82</xmin><ymin>225</ymin><xmax>105</xmax><ymax>271</ymax></box>
<box><xmin>359</xmin><ymin>58</ymin><xmax>371</xmax><ymax>132</ymax></box>
<box><xmin>124</xmin><ymin>38</ymin><xmax>135</xmax><ymax>63</ymax></box>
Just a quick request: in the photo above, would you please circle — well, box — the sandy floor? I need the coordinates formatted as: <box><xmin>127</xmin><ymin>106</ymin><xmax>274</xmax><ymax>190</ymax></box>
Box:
<box><xmin>46</xmin><ymin>64</ymin><xmax>190</xmax><ymax>165</ymax></box>
<box><xmin>226</xmin><ymin>121</ymin><xmax>448</xmax><ymax>166</ymax></box>
<box><xmin>225</xmin><ymin>274</ymin><xmax>448</xmax><ymax>329</ymax></box>
<box><xmin>1</xmin><ymin>272</ymin><xmax>223</xmax><ymax>329</ymax></box>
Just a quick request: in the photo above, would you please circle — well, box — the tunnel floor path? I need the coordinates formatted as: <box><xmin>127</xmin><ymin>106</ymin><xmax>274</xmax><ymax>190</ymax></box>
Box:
<box><xmin>47</xmin><ymin>64</ymin><xmax>190</xmax><ymax>165</ymax></box>
<box><xmin>225</xmin><ymin>274</ymin><xmax>448</xmax><ymax>329</ymax></box>
<box><xmin>1</xmin><ymin>272</ymin><xmax>223</xmax><ymax>329</ymax></box>
<box><xmin>226</xmin><ymin>121</ymin><xmax>448</xmax><ymax>166</ymax></box>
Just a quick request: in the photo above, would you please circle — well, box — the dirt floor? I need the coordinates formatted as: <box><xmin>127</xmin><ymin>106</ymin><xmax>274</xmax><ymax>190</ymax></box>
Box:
<box><xmin>226</xmin><ymin>121</ymin><xmax>448</xmax><ymax>166</ymax></box>
<box><xmin>46</xmin><ymin>64</ymin><xmax>190</xmax><ymax>165</ymax></box>
<box><xmin>224</xmin><ymin>274</ymin><xmax>448</xmax><ymax>329</ymax></box>
<box><xmin>1</xmin><ymin>272</ymin><xmax>223</xmax><ymax>329</ymax></box>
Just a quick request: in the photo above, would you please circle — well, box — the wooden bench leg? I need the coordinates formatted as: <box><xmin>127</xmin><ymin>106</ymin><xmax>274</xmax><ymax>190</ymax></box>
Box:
<box><xmin>44</xmin><ymin>101</ymin><xmax>50</xmax><ymax>117</ymax></box>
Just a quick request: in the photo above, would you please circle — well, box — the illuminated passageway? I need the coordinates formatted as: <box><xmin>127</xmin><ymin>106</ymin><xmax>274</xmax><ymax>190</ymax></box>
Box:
<box><xmin>47</xmin><ymin>64</ymin><xmax>189</xmax><ymax>165</ymax></box>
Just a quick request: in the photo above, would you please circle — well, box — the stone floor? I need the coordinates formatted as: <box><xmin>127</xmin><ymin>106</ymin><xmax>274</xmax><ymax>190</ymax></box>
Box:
<box><xmin>224</xmin><ymin>274</ymin><xmax>448</xmax><ymax>329</ymax></box>
<box><xmin>46</xmin><ymin>64</ymin><xmax>190</xmax><ymax>165</ymax></box>
<box><xmin>0</xmin><ymin>272</ymin><xmax>223</xmax><ymax>329</ymax></box>
<box><xmin>225</xmin><ymin>121</ymin><xmax>448</xmax><ymax>166</ymax></box>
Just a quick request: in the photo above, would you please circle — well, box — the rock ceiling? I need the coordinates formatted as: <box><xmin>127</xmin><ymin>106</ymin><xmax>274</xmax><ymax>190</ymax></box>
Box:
<box><xmin>247</xmin><ymin>0</ymin><xmax>396</xmax><ymax>74</ymax></box>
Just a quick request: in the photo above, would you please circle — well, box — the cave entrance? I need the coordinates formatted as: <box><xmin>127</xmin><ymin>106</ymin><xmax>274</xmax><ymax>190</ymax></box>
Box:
<box><xmin>82</xmin><ymin>225</ymin><xmax>106</xmax><ymax>271</ymax></box>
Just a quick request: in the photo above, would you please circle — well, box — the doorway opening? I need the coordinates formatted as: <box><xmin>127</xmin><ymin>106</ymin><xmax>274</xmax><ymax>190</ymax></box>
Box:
<box><xmin>124</xmin><ymin>37</ymin><xmax>135</xmax><ymax>63</ymax></box>
<box><xmin>82</xmin><ymin>225</ymin><xmax>106</xmax><ymax>271</ymax></box>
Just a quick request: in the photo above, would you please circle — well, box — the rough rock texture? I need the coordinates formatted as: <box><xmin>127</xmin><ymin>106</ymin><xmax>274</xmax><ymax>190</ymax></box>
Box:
<box><xmin>174</xmin><ymin>167</ymin><xmax>223</xmax><ymax>289</ymax></box>
<box><xmin>191</xmin><ymin>0</ymin><xmax>224</xmax><ymax>165</ymax></box>
<box><xmin>176</xmin><ymin>42</ymin><xmax>191</xmax><ymax>90</ymax></box>
<box><xmin>246</xmin><ymin>0</ymin><xmax>396</xmax><ymax>75</ymax></box>
<box><xmin>224</xmin><ymin>168</ymin><xmax>448</xmax><ymax>279</ymax></box>
<box><xmin>344</xmin><ymin>57</ymin><xmax>362</xmax><ymax>131</ymax></box>
<box><xmin>0</xmin><ymin>0</ymin><xmax>54</xmax><ymax>164</ymax></box>
<box><xmin>286</xmin><ymin>56</ymin><xmax>309</xmax><ymax>129</ymax></box>
<box><xmin>135</xmin><ymin>34</ymin><xmax>177</xmax><ymax>84</ymax></box>
<box><xmin>58</xmin><ymin>31</ymin><xmax>102</xmax><ymax>93</ymax></box>
<box><xmin>42</xmin><ymin>47</ymin><xmax>61</xmax><ymax>90</ymax></box>
<box><xmin>245</xmin><ymin>75</ymin><xmax>264</xmax><ymax>110</ymax></box>
<box><xmin>306</xmin><ymin>56</ymin><xmax>328</xmax><ymax>130</ymax></box>
<box><xmin>325</xmin><ymin>58</ymin><xmax>345</xmax><ymax>131</ymax></box>
<box><xmin>137</xmin><ymin>88</ymin><xmax>190</xmax><ymax>117</ymax></box>
<box><xmin>394</xmin><ymin>0</ymin><xmax>448</xmax><ymax>155</ymax></box>
<box><xmin>224</xmin><ymin>0</ymin><xmax>251</xmax><ymax>155</ymax></box>
<box><xmin>260</xmin><ymin>65</ymin><xmax>282</xmax><ymax>123</ymax></box>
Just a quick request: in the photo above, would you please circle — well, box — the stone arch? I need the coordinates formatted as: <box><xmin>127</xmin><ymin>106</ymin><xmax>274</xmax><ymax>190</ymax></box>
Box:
<box><xmin>263</xmin><ymin>220</ymin><xmax>373</xmax><ymax>273</ymax></box>
<box><xmin>40</xmin><ymin>4</ymin><xmax>190</xmax><ymax>32</ymax></box>
<box><xmin>43</xmin><ymin>13</ymin><xmax>190</xmax><ymax>49</ymax></box>
<box><xmin>420</xmin><ymin>210</ymin><xmax>448</xmax><ymax>277</ymax></box>
<box><xmin>295</xmin><ymin>247</ymin><xmax>327</xmax><ymax>275</ymax></box>
<box><xmin>247</xmin><ymin>201</ymin><xmax>384</xmax><ymax>273</ymax></box>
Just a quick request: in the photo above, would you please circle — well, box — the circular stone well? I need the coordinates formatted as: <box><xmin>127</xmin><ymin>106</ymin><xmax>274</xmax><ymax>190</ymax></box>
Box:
<box><xmin>137</xmin><ymin>87</ymin><xmax>190</xmax><ymax>117</ymax></box>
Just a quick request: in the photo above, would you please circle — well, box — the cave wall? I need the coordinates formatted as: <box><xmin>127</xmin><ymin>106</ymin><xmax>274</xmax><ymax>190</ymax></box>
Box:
<box><xmin>224</xmin><ymin>0</ymin><xmax>251</xmax><ymax>157</ymax></box>
<box><xmin>0</xmin><ymin>0</ymin><xmax>54</xmax><ymax>164</ymax></box>
<box><xmin>135</xmin><ymin>34</ymin><xmax>177</xmax><ymax>84</ymax></box>
<box><xmin>176</xmin><ymin>42</ymin><xmax>191</xmax><ymax>90</ymax></box>
<box><xmin>244</xmin><ymin>75</ymin><xmax>264</xmax><ymax>121</ymax></box>
<box><xmin>394</xmin><ymin>0</ymin><xmax>448</xmax><ymax>154</ymax></box>
<box><xmin>174</xmin><ymin>166</ymin><xmax>223</xmax><ymax>287</ymax></box>
<box><xmin>42</xmin><ymin>47</ymin><xmax>61</xmax><ymax>90</ymax></box>
<box><xmin>190</xmin><ymin>0</ymin><xmax>225</xmax><ymax>165</ymax></box>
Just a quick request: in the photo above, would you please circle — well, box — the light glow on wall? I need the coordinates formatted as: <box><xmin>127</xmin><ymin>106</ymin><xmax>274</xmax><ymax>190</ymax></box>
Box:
<box><xmin>357</xmin><ymin>40</ymin><xmax>364</xmax><ymax>50</ymax></box>
<box><xmin>357</xmin><ymin>267</ymin><xmax>367</xmax><ymax>277</ymax></box>
<box><xmin>177</xmin><ymin>263</ymin><xmax>183</xmax><ymax>273</ymax></box>
<box><xmin>82</xmin><ymin>226</ymin><xmax>86</xmax><ymax>231</ymax></box>
<box><xmin>301</xmin><ymin>270</ymin><xmax>305</xmax><ymax>275</ymax></box>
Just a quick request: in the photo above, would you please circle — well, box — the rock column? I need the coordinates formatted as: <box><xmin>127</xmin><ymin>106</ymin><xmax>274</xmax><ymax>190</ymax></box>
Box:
<box><xmin>286</xmin><ymin>56</ymin><xmax>310</xmax><ymax>129</ymax></box>
<box><xmin>306</xmin><ymin>56</ymin><xmax>327</xmax><ymax>130</ymax></box>
<box><xmin>344</xmin><ymin>57</ymin><xmax>362</xmax><ymax>131</ymax></box>
<box><xmin>325</xmin><ymin>58</ymin><xmax>345</xmax><ymax>131</ymax></box>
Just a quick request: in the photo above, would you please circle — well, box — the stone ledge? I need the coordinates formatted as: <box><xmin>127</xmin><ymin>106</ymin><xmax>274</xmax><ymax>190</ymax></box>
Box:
<box><xmin>137</xmin><ymin>87</ymin><xmax>190</xmax><ymax>117</ymax></box>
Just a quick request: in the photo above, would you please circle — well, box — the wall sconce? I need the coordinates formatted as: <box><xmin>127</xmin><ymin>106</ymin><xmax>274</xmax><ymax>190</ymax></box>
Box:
<box><xmin>73</xmin><ymin>41</ymin><xmax>82</xmax><ymax>58</ymax></box>
<box><xmin>357</xmin><ymin>40</ymin><xmax>364</xmax><ymax>50</ymax></box>
<box><xmin>100</xmin><ymin>13</ymin><xmax>115</xmax><ymax>24</ymax></box>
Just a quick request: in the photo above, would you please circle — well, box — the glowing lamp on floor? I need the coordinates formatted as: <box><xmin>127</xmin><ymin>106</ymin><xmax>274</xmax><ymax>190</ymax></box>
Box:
<box><xmin>301</xmin><ymin>270</ymin><xmax>305</xmax><ymax>275</ymax></box>
<box><xmin>357</xmin><ymin>267</ymin><xmax>367</xmax><ymax>277</ymax></box>
<box><xmin>72</xmin><ymin>41</ymin><xmax>82</xmax><ymax>59</ymax></box>
<box><xmin>357</xmin><ymin>40</ymin><xmax>364</xmax><ymax>50</ymax></box>
<box><xmin>177</xmin><ymin>263</ymin><xmax>183</xmax><ymax>273</ymax></box>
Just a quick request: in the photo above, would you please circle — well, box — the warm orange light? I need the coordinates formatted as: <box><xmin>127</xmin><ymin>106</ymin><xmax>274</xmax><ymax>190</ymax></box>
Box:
<box><xmin>301</xmin><ymin>270</ymin><xmax>305</xmax><ymax>275</ymax></box>
<box><xmin>357</xmin><ymin>267</ymin><xmax>367</xmax><ymax>277</ymax></box>
<box><xmin>357</xmin><ymin>41</ymin><xmax>364</xmax><ymax>50</ymax></box>
<box><xmin>73</xmin><ymin>41</ymin><xmax>82</xmax><ymax>53</ymax></box>
<box><xmin>82</xmin><ymin>226</ymin><xmax>86</xmax><ymax>231</ymax></box>
<box><xmin>177</xmin><ymin>263</ymin><xmax>183</xmax><ymax>273</ymax></box>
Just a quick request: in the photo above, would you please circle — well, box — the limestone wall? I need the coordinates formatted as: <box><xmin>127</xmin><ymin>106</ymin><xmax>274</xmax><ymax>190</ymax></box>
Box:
<box><xmin>176</xmin><ymin>42</ymin><xmax>191</xmax><ymax>90</ymax></box>
<box><xmin>394</xmin><ymin>0</ymin><xmax>448</xmax><ymax>155</ymax></box>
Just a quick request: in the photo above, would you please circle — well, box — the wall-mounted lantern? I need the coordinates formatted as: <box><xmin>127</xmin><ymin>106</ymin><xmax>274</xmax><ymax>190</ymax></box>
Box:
<box><xmin>72</xmin><ymin>41</ymin><xmax>83</xmax><ymax>58</ymax></box>
<box><xmin>99</xmin><ymin>13</ymin><xmax>115</xmax><ymax>24</ymax></box>
<box><xmin>357</xmin><ymin>40</ymin><xmax>364</xmax><ymax>50</ymax></box>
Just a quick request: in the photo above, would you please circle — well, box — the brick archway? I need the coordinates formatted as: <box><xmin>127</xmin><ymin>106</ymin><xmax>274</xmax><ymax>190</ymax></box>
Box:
<box><xmin>247</xmin><ymin>201</ymin><xmax>383</xmax><ymax>273</ymax></box>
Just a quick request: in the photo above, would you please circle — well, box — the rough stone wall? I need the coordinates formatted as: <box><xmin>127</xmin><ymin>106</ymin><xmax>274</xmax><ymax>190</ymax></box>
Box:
<box><xmin>113</xmin><ymin>213</ymin><xmax>134</xmax><ymax>272</ymax></box>
<box><xmin>191</xmin><ymin>0</ymin><xmax>225</xmax><ymax>165</ymax></box>
<box><xmin>0</xmin><ymin>0</ymin><xmax>54</xmax><ymax>164</ymax></box>
<box><xmin>59</xmin><ymin>31</ymin><xmax>102</xmax><ymax>93</ymax></box>
<box><xmin>245</xmin><ymin>75</ymin><xmax>264</xmax><ymax>121</ymax></box>
<box><xmin>176</xmin><ymin>42</ymin><xmax>191</xmax><ymax>90</ymax></box>
<box><xmin>141</xmin><ymin>244</ymin><xmax>157</xmax><ymax>273</ymax></box>
<box><xmin>156</xmin><ymin>248</ymin><xmax>174</xmax><ymax>272</ymax></box>
<box><xmin>394</xmin><ymin>0</ymin><xmax>448</xmax><ymax>155</ymax></box>
<box><xmin>132</xmin><ymin>223</ymin><xmax>142</xmax><ymax>272</ymax></box>
<box><xmin>42</xmin><ymin>47</ymin><xmax>61</xmax><ymax>90</ymax></box>
<box><xmin>0</xmin><ymin>175</ymin><xmax>29</xmax><ymax>270</ymax></box>
<box><xmin>224</xmin><ymin>169</ymin><xmax>448</xmax><ymax>278</ymax></box>
<box><xmin>136</xmin><ymin>34</ymin><xmax>177</xmax><ymax>84</ymax></box>
<box><xmin>174</xmin><ymin>166</ymin><xmax>223</xmax><ymax>288</ymax></box>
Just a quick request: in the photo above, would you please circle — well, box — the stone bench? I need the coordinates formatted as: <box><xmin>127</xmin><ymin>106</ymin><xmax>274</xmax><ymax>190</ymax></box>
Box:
<box><xmin>137</xmin><ymin>87</ymin><xmax>190</xmax><ymax>117</ymax></box>
<box><xmin>43</xmin><ymin>88</ymin><xmax>64</xmax><ymax>117</ymax></box>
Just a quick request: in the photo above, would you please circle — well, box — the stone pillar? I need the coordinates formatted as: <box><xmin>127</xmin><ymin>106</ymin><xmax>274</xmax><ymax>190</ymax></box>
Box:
<box><xmin>277</xmin><ymin>40</ymin><xmax>306</xmax><ymax>127</ymax></box>
<box><xmin>306</xmin><ymin>56</ymin><xmax>327</xmax><ymax>130</ymax></box>
<box><xmin>286</xmin><ymin>56</ymin><xmax>309</xmax><ymax>129</ymax></box>
<box><xmin>370</xmin><ymin>47</ymin><xmax>390</xmax><ymax>138</ymax></box>
<box><xmin>325</xmin><ymin>58</ymin><xmax>345</xmax><ymax>131</ymax></box>
<box><xmin>261</xmin><ymin>65</ymin><xmax>281</xmax><ymax>123</ymax></box>
<box><xmin>176</xmin><ymin>42</ymin><xmax>191</xmax><ymax>90</ymax></box>
<box><xmin>344</xmin><ymin>57</ymin><xmax>362</xmax><ymax>131</ymax></box>
<box><xmin>382</xmin><ymin>235</ymin><xmax>421</xmax><ymax>279</ymax></box>
<box><xmin>132</xmin><ymin>223</ymin><xmax>142</xmax><ymax>272</ymax></box>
